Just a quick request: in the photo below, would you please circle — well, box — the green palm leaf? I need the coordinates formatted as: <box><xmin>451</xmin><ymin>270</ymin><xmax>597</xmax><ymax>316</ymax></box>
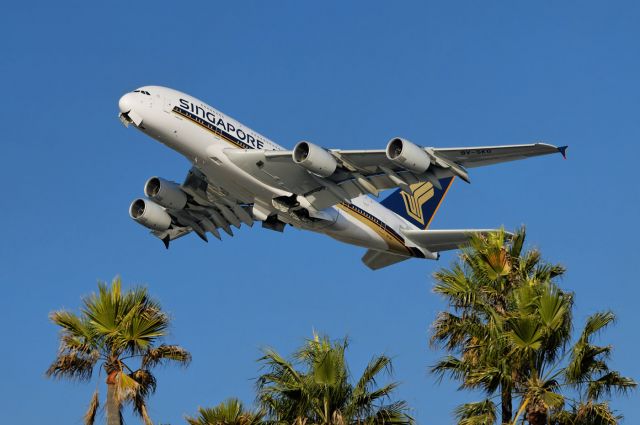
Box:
<box><xmin>454</xmin><ymin>399</ymin><xmax>496</xmax><ymax>425</ymax></box>
<box><xmin>507</xmin><ymin>317</ymin><xmax>544</xmax><ymax>351</ymax></box>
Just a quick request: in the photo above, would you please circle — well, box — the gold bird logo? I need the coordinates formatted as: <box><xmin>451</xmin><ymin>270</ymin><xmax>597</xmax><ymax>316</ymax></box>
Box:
<box><xmin>400</xmin><ymin>182</ymin><xmax>434</xmax><ymax>225</ymax></box>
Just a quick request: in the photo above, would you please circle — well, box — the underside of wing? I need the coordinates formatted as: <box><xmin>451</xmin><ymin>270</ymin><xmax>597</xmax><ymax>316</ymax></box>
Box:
<box><xmin>130</xmin><ymin>168</ymin><xmax>257</xmax><ymax>248</ymax></box>
<box><xmin>224</xmin><ymin>138</ymin><xmax>566</xmax><ymax>213</ymax></box>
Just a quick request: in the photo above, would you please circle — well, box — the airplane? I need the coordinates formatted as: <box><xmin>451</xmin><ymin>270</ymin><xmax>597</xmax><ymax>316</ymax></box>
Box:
<box><xmin>118</xmin><ymin>86</ymin><xmax>567</xmax><ymax>270</ymax></box>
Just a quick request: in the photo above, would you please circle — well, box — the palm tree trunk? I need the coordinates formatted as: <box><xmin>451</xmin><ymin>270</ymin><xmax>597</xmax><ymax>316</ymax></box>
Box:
<box><xmin>500</xmin><ymin>385</ymin><xmax>512</xmax><ymax>424</ymax></box>
<box><xmin>106</xmin><ymin>372</ymin><xmax>121</xmax><ymax>425</ymax></box>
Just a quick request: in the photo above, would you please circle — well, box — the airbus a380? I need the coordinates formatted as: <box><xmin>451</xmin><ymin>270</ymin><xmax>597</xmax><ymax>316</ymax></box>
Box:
<box><xmin>118</xmin><ymin>86</ymin><xmax>566</xmax><ymax>270</ymax></box>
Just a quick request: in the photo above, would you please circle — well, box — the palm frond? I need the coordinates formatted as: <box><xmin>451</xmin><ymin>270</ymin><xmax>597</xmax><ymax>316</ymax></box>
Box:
<box><xmin>129</xmin><ymin>369</ymin><xmax>158</xmax><ymax>400</ymax></box>
<box><xmin>574</xmin><ymin>401</ymin><xmax>622</xmax><ymax>425</ymax></box>
<box><xmin>565</xmin><ymin>340</ymin><xmax>612</xmax><ymax>385</ymax></box>
<box><xmin>187</xmin><ymin>399</ymin><xmax>265</xmax><ymax>425</ymax></box>
<box><xmin>366</xmin><ymin>401</ymin><xmax>414</xmax><ymax>425</ymax></box>
<box><xmin>353</xmin><ymin>355</ymin><xmax>392</xmax><ymax>394</ymax></box>
<box><xmin>430</xmin><ymin>312</ymin><xmax>486</xmax><ymax>352</ymax></box>
<box><xmin>508</xmin><ymin>226</ymin><xmax>526</xmax><ymax>259</ymax></box>
<box><xmin>433</xmin><ymin>265</ymin><xmax>478</xmax><ymax>309</ymax></box>
<box><xmin>430</xmin><ymin>355</ymin><xmax>467</xmax><ymax>384</ymax></box>
<box><xmin>586</xmin><ymin>371</ymin><xmax>637</xmax><ymax>400</ymax></box>
<box><xmin>581</xmin><ymin>312</ymin><xmax>616</xmax><ymax>341</ymax></box>
<box><xmin>46</xmin><ymin>351</ymin><xmax>98</xmax><ymax>381</ymax></box>
<box><xmin>465</xmin><ymin>366</ymin><xmax>505</xmax><ymax>393</ymax></box>
<box><xmin>84</xmin><ymin>390</ymin><xmax>100</xmax><ymax>425</ymax></box>
<box><xmin>136</xmin><ymin>402</ymin><xmax>153</xmax><ymax>425</ymax></box>
<box><xmin>454</xmin><ymin>399</ymin><xmax>496</xmax><ymax>425</ymax></box>
<box><xmin>258</xmin><ymin>349</ymin><xmax>304</xmax><ymax>388</ymax></box>
<box><xmin>115</xmin><ymin>370</ymin><xmax>140</xmax><ymax>403</ymax></box>
<box><xmin>352</xmin><ymin>382</ymin><xmax>400</xmax><ymax>411</ymax></box>
<box><xmin>50</xmin><ymin>310</ymin><xmax>93</xmax><ymax>340</ymax></box>
<box><xmin>536</xmin><ymin>286</ymin><xmax>569</xmax><ymax>332</ymax></box>
<box><xmin>81</xmin><ymin>277</ymin><xmax>170</xmax><ymax>356</ymax></box>
<box><xmin>507</xmin><ymin>317</ymin><xmax>544</xmax><ymax>351</ymax></box>
<box><xmin>142</xmin><ymin>344</ymin><xmax>191</xmax><ymax>368</ymax></box>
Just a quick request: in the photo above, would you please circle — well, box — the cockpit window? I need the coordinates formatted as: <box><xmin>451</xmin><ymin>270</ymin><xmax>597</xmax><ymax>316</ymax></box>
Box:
<box><xmin>133</xmin><ymin>90</ymin><xmax>151</xmax><ymax>95</ymax></box>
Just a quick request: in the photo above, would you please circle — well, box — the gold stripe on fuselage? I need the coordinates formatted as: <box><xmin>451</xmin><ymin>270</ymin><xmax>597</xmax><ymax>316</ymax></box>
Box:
<box><xmin>336</xmin><ymin>203</ymin><xmax>412</xmax><ymax>256</ymax></box>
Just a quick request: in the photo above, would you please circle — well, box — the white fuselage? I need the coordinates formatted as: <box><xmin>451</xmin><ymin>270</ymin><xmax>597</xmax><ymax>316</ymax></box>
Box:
<box><xmin>118</xmin><ymin>86</ymin><xmax>423</xmax><ymax>258</ymax></box>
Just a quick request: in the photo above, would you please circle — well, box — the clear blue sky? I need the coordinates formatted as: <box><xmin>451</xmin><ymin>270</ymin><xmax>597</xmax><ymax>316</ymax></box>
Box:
<box><xmin>1</xmin><ymin>1</ymin><xmax>638</xmax><ymax>423</ymax></box>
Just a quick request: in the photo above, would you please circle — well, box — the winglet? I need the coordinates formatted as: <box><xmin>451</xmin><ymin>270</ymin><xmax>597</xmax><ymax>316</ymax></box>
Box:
<box><xmin>558</xmin><ymin>145</ymin><xmax>568</xmax><ymax>159</ymax></box>
<box><xmin>162</xmin><ymin>235</ymin><xmax>170</xmax><ymax>249</ymax></box>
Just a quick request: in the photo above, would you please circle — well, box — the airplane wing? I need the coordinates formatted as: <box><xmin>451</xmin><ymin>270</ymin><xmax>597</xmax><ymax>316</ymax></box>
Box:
<box><xmin>225</xmin><ymin>140</ymin><xmax>566</xmax><ymax>211</ymax></box>
<box><xmin>145</xmin><ymin>168</ymin><xmax>256</xmax><ymax>247</ymax></box>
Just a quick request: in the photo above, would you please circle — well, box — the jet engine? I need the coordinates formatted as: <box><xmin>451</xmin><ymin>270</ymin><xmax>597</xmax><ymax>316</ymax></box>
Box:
<box><xmin>292</xmin><ymin>141</ymin><xmax>337</xmax><ymax>177</ymax></box>
<box><xmin>144</xmin><ymin>177</ymin><xmax>187</xmax><ymax>209</ymax></box>
<box><xmin>129</xmin><ymin>198</ymin><xmax>172</xmax><ymax>231</ymax></box>
<box><xmin>385</xmin><ymin>137</ymin><xmax>432</xmax><ymax>174</ymax></box>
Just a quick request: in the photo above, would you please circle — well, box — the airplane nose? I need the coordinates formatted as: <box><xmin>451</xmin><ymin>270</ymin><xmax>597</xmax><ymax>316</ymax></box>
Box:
<box><xmin>118</xmin><ymin>93</ymin><xmax>144</xmax><ymax>127</ymax></box>
<box><xmin>118</xmin><ymin>93</ymin><xmax>135</xmax><ymax>113</ymax></box>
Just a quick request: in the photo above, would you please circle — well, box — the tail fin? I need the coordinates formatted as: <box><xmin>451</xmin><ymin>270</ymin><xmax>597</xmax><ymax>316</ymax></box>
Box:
<box><xmin>380</xmin><ymin>177</ymin><xmax>455</xmax><ymax>229</ymax></box>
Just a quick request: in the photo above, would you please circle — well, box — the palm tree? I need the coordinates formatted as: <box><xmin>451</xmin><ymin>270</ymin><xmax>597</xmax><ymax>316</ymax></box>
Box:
<box><xmin>430</xmin><ymin>228</ymin><xmax>636</xmax><ymax>424</ymax></box>
<box><xmin>46</xmin><ymin>277</ymin><xmax>191</xmax><ymax>425</ymax></box>
<box><xmin>186</xmin><ymin>398</ymin><xmax>265</xmax><ymax>425</ymax></box>
<box><xmin>430</xmin><ymin>227</ymin><xmax>565</xmax><ymax>424</ymax></box>
<box><xmin>257</xmin><ymin>333</ymin><xmax>413</xmax><ymax>425</ymax></box>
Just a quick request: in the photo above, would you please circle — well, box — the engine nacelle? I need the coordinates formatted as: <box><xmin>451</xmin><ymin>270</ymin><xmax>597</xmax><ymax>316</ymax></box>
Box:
<box><xmin>292</xmin><ymin>141</ymin><xmax>337</xmax><ymax>177</ymax></box>
<box><xmin>385</xmin><ymin>137</ymin><xmax>431</xmax><ymax>174</ymax></box>
<box><xmin>129</xmin><ymin>198</ymin><xmax>172</xmax><ymax>231</ymax></box>
<box><xmin>144</xmin><ymin>177</ymin><xmax>187</xmax><ymax>209</ymax></box>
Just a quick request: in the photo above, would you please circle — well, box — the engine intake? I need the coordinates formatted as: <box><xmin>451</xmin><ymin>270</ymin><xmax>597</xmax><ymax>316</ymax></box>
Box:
<box><xmin>129</xmin><ymin>198</ymin><xmax>172</xmax><ymax>231</ymax></box>
<box><xmin>292</xmin><ymin>141</ymin><xmax>337</xmax><ymax>177</ymax></box>
<box><xmin>144</xmin><ymin>177</ymin><xmax>187</xmax><ymax>209</ymax></box>
<box><xmin>385</xmin><ymin>137</ymin><xmax>431</xmax><ymax>174</ymax></box>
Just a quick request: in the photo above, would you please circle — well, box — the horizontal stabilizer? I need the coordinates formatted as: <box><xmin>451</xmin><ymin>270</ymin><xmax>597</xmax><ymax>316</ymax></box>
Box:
<box><xmin>362</xmin><ymin>249</ymin><xmax>410</xmax><ymax>270</ymax></box>
<box><xmin>401</xmin><ymin>228</ymin><xmax>505</xmax><ymax>253</ymax></box>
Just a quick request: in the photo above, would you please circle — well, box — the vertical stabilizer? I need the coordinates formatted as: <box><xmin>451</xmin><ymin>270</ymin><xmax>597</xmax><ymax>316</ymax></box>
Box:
<box><xmin>380</xmin><ymin>177</ymin><xmax>455</xmax><ymax>229</ymax></box>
